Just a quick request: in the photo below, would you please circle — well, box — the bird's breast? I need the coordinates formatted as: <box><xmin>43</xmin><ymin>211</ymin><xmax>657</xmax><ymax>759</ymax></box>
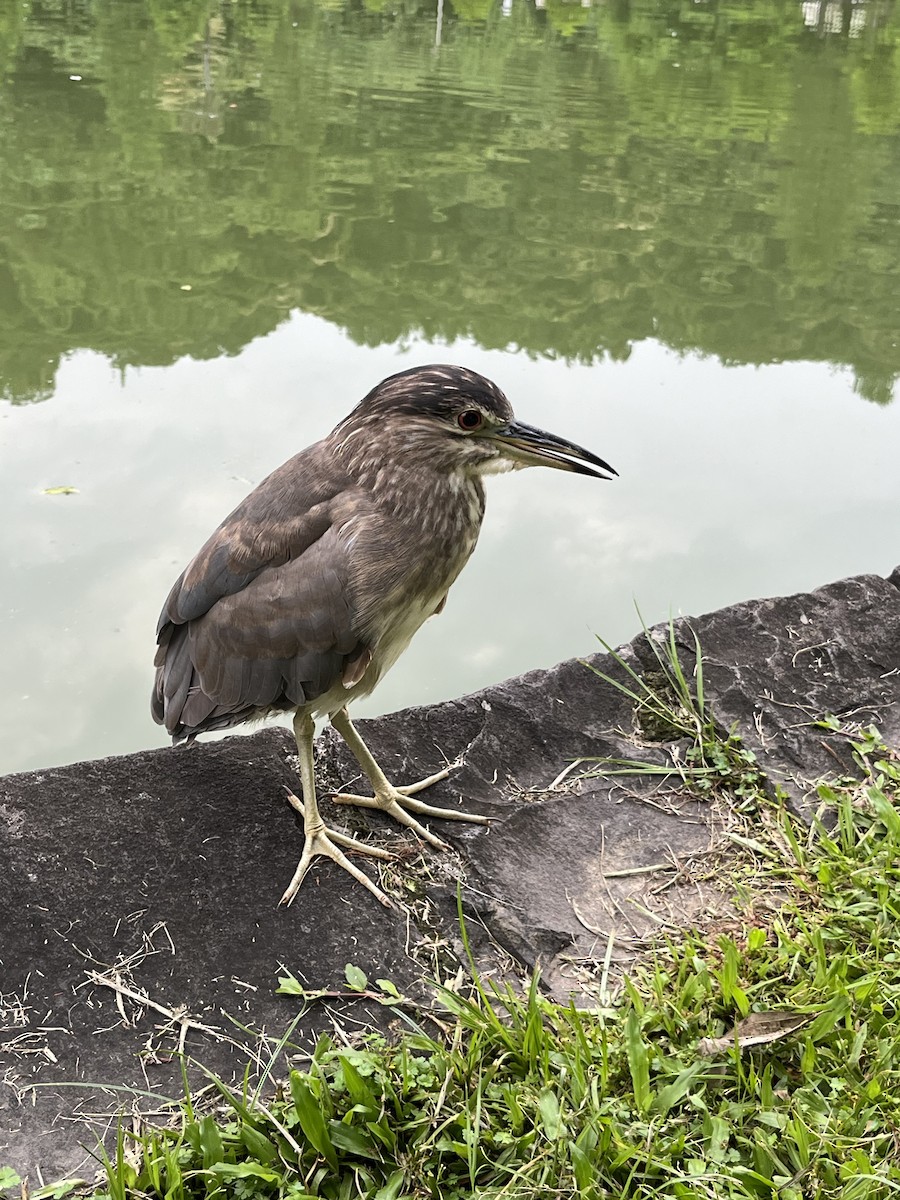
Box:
<box><xmin>338</xmin><ymin>472</ymin><xmax>485</xmax><ymax>695</ymax></box>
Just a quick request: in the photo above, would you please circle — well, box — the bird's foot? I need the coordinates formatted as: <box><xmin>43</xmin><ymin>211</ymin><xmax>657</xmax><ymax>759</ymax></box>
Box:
<box><xmin>280</xmin><ymin>790</ymin><xmax>395</xmax><ymax>909</ymax></box>
<box><xmin>331</xmin><ymin>764</ymin><xmax>491</xmax><ymax>852</ymax></box>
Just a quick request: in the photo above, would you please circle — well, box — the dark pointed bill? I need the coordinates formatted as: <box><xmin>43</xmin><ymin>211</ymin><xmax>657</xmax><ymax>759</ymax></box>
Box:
<box><xmin>491</xmin><ymin>420</ymin><xmax>617</xmax><ymax>480</ymax></box>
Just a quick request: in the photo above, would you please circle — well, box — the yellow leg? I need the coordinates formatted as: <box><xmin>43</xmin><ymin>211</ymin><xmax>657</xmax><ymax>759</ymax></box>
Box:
<box><xmin>329</xmin><ymin>707</ymin><xmax>491</xmax><ymax>852</ymax></box>
<box><xmin>280</xmin><ymin>711</ymin><xmax>394</xmax><ymax>909</ymax></box>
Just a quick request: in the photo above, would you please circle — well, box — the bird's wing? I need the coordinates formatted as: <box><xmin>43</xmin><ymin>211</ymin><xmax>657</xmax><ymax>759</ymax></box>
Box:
<box><xmin>156</xmin><ymin>446</ymin><xmax>338</xmax><ymax>632</ymax></box>
<box><xmin>153</xmin><ymin>445</ymin><xmax>369</xmax><ymax>738</ymax></box>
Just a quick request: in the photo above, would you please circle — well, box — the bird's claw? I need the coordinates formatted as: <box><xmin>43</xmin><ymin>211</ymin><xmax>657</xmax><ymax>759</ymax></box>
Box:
<box><xmin>280</xmin><ymin>789</ymin><xmax>395</xmax><ymax>909</ymax></box>
<box><xmin>330</xmin><ymin>789</ymin><xmax>452</xmax><ymax>850</ymax></box>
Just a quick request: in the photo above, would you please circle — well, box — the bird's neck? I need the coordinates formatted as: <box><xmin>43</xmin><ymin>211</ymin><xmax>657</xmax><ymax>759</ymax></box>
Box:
<box><xmin>330</xmin><ymin>432</ymin><xmax>487</xmax><ymax>537</ymax></box>
<box><xmin>377</xmin><ymin>461</ymin><xmax>487</xmax><ymax>541</ymax></box>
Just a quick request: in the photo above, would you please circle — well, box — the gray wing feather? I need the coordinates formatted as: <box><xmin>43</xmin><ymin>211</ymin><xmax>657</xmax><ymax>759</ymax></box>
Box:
<box><xmin>152</xmin><ymin>444</ymin><xmax>368</xmax><ymax>740</ymax></box>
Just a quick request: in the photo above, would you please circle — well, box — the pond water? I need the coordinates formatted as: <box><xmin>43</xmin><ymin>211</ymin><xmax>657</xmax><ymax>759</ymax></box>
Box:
<box><xmin>1</xmin><ymin>0</ymin><xmax>898</xmax><ymax>775</ymax></box>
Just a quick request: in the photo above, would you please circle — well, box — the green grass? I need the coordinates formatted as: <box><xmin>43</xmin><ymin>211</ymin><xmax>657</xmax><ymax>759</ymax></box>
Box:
<box><xmin>5</xmin><ymin>629</ymin><xmax>900</xmax><ymax>1200</ymax></box>
<box><xmin>578</xmin><ymin>620</ymin><xmax>765</xmax><ymax>806</ymax></box>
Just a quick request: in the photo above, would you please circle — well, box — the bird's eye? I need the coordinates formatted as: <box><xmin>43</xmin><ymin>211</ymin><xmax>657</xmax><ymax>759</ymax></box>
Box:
<box><xmin>457</xmin><ymin>409</ymin><xmax>483</xmax><ymax>432</ymax></box>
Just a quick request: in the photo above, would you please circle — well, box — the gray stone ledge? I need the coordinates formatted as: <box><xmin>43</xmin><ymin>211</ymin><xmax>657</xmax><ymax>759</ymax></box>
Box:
<box><xmin>2</xmin><ymin>567</ymin><xmax>898</xmax><ymax>1180</ymax></box>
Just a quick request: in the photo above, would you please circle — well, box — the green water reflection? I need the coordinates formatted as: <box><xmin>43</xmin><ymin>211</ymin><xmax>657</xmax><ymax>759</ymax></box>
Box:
<box><xmin>2</xmin><ymin>0</ymin><xmax>898</xmax><ymax>406</ymax></box>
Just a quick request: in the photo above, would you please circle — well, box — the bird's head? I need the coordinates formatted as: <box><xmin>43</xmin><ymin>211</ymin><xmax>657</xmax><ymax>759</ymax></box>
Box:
<box><xmin>334</xmin><ymin>364</ymin><xmax>617</xmax><ymax>482</ymax></box>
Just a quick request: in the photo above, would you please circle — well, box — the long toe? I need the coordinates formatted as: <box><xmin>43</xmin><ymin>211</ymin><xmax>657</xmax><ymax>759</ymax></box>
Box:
<box><xmin>284</xmin><ymin>790</ymin><xmax>396</xmax><ymax>858</ymax></box>
<box><xmin>393</xmin><ymin>790</ymin><xmax>492</xmax><ymax>823</ymax></box>
<box><xmin>280</xmin><ymin>793</ymin><xmax>395</xmax><ymax>908</ymax></box>
<box><xmin>331</xmin><ymin>790</ymin><xmax>452</xmax><ymax>851</ymax></box>
<box><xmin>332</xmin><ymin>779</ymin><xmax>491</xmax><ymax>828</ymax></box>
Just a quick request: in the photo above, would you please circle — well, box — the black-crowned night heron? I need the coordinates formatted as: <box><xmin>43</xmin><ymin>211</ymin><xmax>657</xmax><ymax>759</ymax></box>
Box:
<box><xmin>153</xmin><ymin>365</ymin><xmax>615</xmax><ymax>907</ymax></box>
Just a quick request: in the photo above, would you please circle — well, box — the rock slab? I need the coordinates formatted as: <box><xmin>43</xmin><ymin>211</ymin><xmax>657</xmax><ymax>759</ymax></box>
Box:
<box><xmin>1</xmin><ymin>568</ymin><xmax>898</xmax><ymax>1180</ymax></box>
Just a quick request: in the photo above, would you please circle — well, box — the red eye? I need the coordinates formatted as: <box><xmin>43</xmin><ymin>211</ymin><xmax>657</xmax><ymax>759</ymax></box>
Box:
<box><xmin>457</xmin><ymin>409</ymin><xmax>483</xmax><ymax>431</ymax></box>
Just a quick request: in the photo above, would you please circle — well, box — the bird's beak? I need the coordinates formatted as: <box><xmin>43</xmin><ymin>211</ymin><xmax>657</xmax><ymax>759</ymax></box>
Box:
<box><xmin>490</xmin><ymin>420</ymin><xmax>617</xmax><ymax>480</ymax></box>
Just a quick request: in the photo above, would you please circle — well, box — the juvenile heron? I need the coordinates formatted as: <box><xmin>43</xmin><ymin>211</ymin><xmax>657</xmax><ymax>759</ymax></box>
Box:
<box><xmin>153</xmin><ymin>365</ymin><xmax>615</xmax><ymax>907</ymax></box>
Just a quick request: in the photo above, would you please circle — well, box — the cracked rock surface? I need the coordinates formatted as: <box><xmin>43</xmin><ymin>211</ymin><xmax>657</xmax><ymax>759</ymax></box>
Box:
<box><xmin>1</xmin><ymin>568</ymin><xmax>898</xmax><ymax>1179</ymax></box>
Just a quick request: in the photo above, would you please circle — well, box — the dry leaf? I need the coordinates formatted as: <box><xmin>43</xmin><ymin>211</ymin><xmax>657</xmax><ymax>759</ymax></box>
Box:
<box><xmin>697</xmin><ymin>1010</ymin><xmax>810</xmax><ymax>1057</ymax></box>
